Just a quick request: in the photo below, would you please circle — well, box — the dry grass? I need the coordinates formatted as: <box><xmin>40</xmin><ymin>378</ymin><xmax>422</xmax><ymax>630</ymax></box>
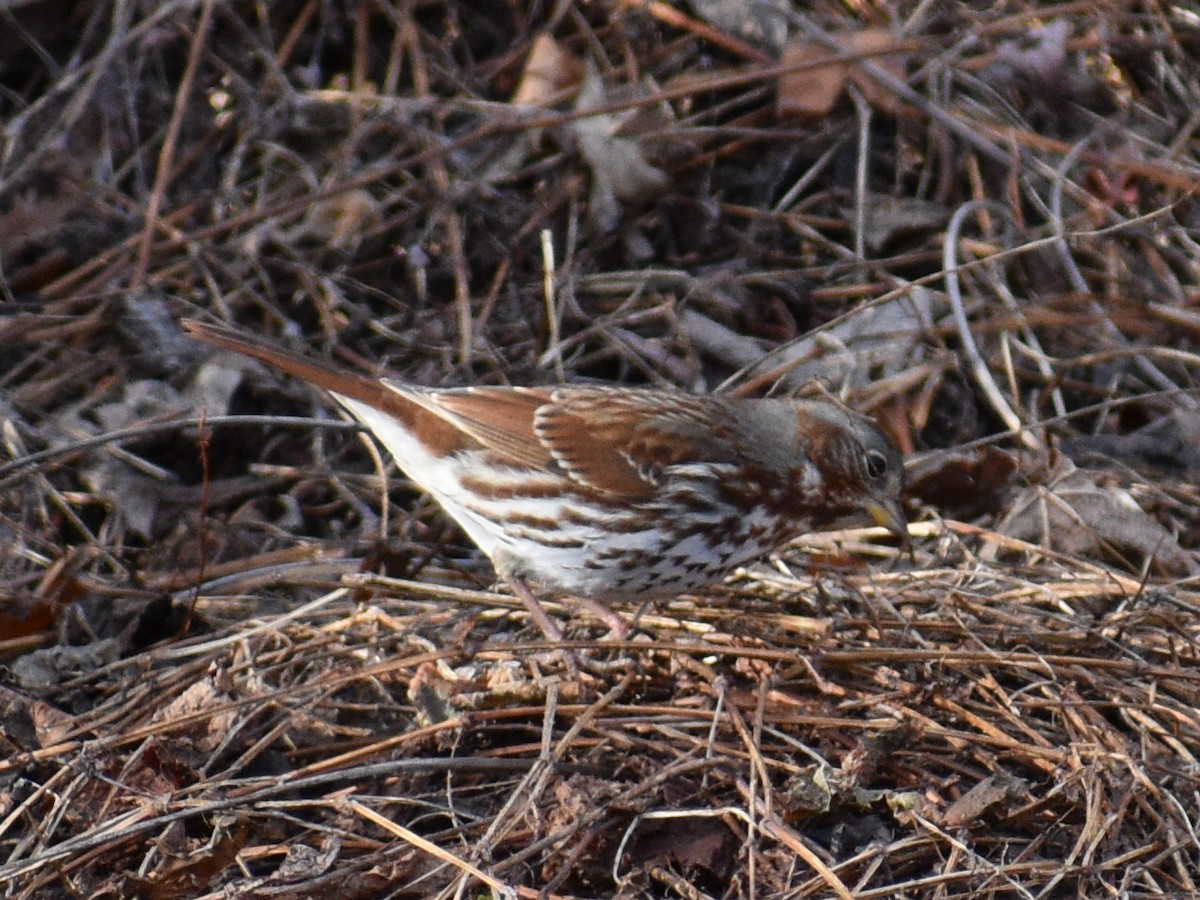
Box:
<box><xmin>2</xmin><ymin>2</ymin><xmax>1200</xmax><ymax>897</ymax></box>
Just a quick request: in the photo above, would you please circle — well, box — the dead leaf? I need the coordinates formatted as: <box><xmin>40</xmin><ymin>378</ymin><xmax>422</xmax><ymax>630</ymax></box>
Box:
<box><xmin>942</xmin><ymin>775</ymin><xmax>1029</xmax><ymax>828</ymax></box>
<box><xmin>268</xmin><ymin>839</ymin><xmax>341</xmax><ymax>884</ymax></box>
<box><xmin>53</xmin><ymin>379</ymin><xmax>188</xmax><ymax>538</ymax></box>
<box><xmin>681</xmin><ymin>286</ymin><xmax>941</xmax><ymax>391</ymax></box>
<box><xmin>478</xmin><ymin>35</ymin><xmax>585</xmax><ymax>184</ymax></box>
<box><xmin>0</xmin><ymin>146</ymin><xmax>92</xmax><ymax>291</ymax></box>
<box><xmin>997</xmin><ymin>456</ymin><xmax>1197</xmax><ymax>576</ymax></box>
<box><xmin>777</xmin><ymin>28</ymin><xmax>906</xmax><ymax>118</ymax></box>
<box><xmin>186</xmin><ymin>353</ymin><xmax>248</xmax><ymax>419</ymax></box>
<box><xmin>0</xmin><ymin>548</ymin><xmax>85</xmax><ymax>643</ymax></box>
<box><xmin>907</xmin><ymin>447</ymin><xmax>1019</xmax><ymax>522</ymax></box>
<box><xmin>512</xmin><ymin>33</ymin><xmax>583</xmax><ymax>106</ymax></box>
<box><xmin>843</xmin><ymin>28</ymin><xmax>906</xmax><ymax>113</ymax></box>
<box><xmin>12</xmin><ymin>640</ymin><xmax>123</xmax><ymax>690</ymax></box>
<box><xmin>30</xmin><ymin>700</ymin><xmax>74</xmax><ymax>747</ymax></box>
<box><xmin>287</xmin><ymin>188</ymin><xmax>383</xmax><ymax>251</ymax></box>
<box><xmin>777</xmin><ymin>40</ymin><xmax>846</xmax><ymax>118</ymax></box>
<box><xmin>1060</xmin><ymin>408</ymin><xmax>1200</xmax><ymax>476</ymax></box>
<box><xmin>990</xmin><ymin>19</ymin><xmax>1071</xmax><ymax>89</ymax></box>
<box><xmin>154</xmin><ymin>678</ymin><xmax>239</xmax><ymax>752</ymax></box>
<box><xmin>571</xmin><ymin>63</ymin><xmax>670</xmax><ymax>232</ymax></box>
<box><xmin>852</xmin><ymin>194</ymin><xmax>948</xmax><ymax>252</ymax></box>
<box><xmin>114</xmin><ymin>292</ymin><xmax>202</xmax><ymax>376</ymax></box>
<box><xmin>408</xmin><ymin>660</ymin><xmax>462</xmax><ymax>726</ymax></box>
<box><xmin>688</xmin><ymin>0</ymin><xmax>790</xmax><ymax>53</ymax></box>
<box><xmin>622</xmin><ymin>815</ymin><xmax>736</xmax><ymax>874</ymax></box>
<box><xmin>780</xmin><ymin>766</ymin><xmax>834</xmax><ymax>817</ymax></box>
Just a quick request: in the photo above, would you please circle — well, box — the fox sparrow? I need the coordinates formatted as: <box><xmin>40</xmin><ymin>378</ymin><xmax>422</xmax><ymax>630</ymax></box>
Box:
<box><xmin>183</xmin><ymin>319</ymin><xmax>907</xmax><ymax>638</ymax></box>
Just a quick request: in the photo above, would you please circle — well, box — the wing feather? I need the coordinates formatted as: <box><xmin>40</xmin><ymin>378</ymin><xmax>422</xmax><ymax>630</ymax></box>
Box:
<box><xmin>383</xmin><ymin>384</ymin><xmax>747</xmax><ymax>500</ymax></box>
<box><xmin>412</xmin><ymin>385</ymin><xmax>557</xmax><ymax>470</ymax></box>
<box><xmin>534</xmin><ymin>388</ymin><xmax>741</xmax><ymax>498</ymax></box>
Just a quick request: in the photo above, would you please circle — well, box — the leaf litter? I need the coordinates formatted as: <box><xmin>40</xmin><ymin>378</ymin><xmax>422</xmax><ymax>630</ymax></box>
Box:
<box><xmin>1</xmin><ymin>2</ymin><xmax>1199</xmax><ymax>897</ymax></box>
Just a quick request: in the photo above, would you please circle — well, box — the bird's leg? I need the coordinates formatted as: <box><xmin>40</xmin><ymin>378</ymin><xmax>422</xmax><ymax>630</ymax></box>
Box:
<box><xmin>503</xmin><ymin>574</ymin><xmax>591</xmax><ymax>677</ymax></box>
<box><xmin>504</xmin><ymin>573</ymin><xmax>564</xmax><ymax>641</ymax></box>
<box><xmin>627</xmin><ymin>598</ymin><xmax>654</xmax><ymax>633</ymax></box>
<box><xmin>571</xmin><ymin>596</ymin><xmax>629</xmax><ymax>640</ymax></box>
<box><xmin>510</xmin><ymin>577</ymin><xmax>629</xmax><ymax>640</ymax></box>
<box><xmin>495</xmin><ymin>551</ymin><xmax>627</xmax><ymax>641</ymax></box>
<box><xmin>496</xmin><ymin>551</ymin><xmax>626</xmax><ymax>639</ymax></box>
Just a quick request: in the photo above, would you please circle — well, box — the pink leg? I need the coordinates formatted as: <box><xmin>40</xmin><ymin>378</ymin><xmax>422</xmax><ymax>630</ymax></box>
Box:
<box><xmin>573</xmin><ymin>596</ymin><xmax>629</xmax><ymax>640</ymax></box>
<box><xmin>505</xmin><ymin>576</ymin><xmax>628</xmax><ymax>640</ymax></box>
<box><xmin>505</xmin><ymin>574</ymin><xmax>565</xmax><ymax>641</ymax></box>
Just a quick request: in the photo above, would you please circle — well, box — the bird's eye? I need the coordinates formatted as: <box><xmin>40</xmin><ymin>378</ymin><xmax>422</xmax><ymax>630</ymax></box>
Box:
<box><xmin>865</xmin><ymin>449</ymin><xmax>889</xmax><ymax>480</ymax></box>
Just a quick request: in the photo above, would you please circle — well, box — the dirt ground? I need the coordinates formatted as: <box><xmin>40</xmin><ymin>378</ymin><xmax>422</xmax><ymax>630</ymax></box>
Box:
<box><xmin>2</xmin><ymin>2</ymin><xmax>1200</xmax><ymax>897</ymax></box>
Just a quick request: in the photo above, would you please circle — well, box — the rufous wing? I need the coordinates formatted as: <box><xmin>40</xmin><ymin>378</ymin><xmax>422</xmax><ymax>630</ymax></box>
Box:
<box><xmin>411</xmin><ymin>387</ymin><xmax>558</xmax><ymax>470</ymax></box>
<box><xmin>533</xmin><ymin>389</ymin><xmax>742</xmax><ymax>498</ymax></box>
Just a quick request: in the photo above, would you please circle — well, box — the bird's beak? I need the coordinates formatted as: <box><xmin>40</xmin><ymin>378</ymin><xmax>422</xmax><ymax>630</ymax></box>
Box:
<box><xmin>867</xmin><ymin>498</ymin><xmax>909</xmax><ymax>547</ymax></box>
